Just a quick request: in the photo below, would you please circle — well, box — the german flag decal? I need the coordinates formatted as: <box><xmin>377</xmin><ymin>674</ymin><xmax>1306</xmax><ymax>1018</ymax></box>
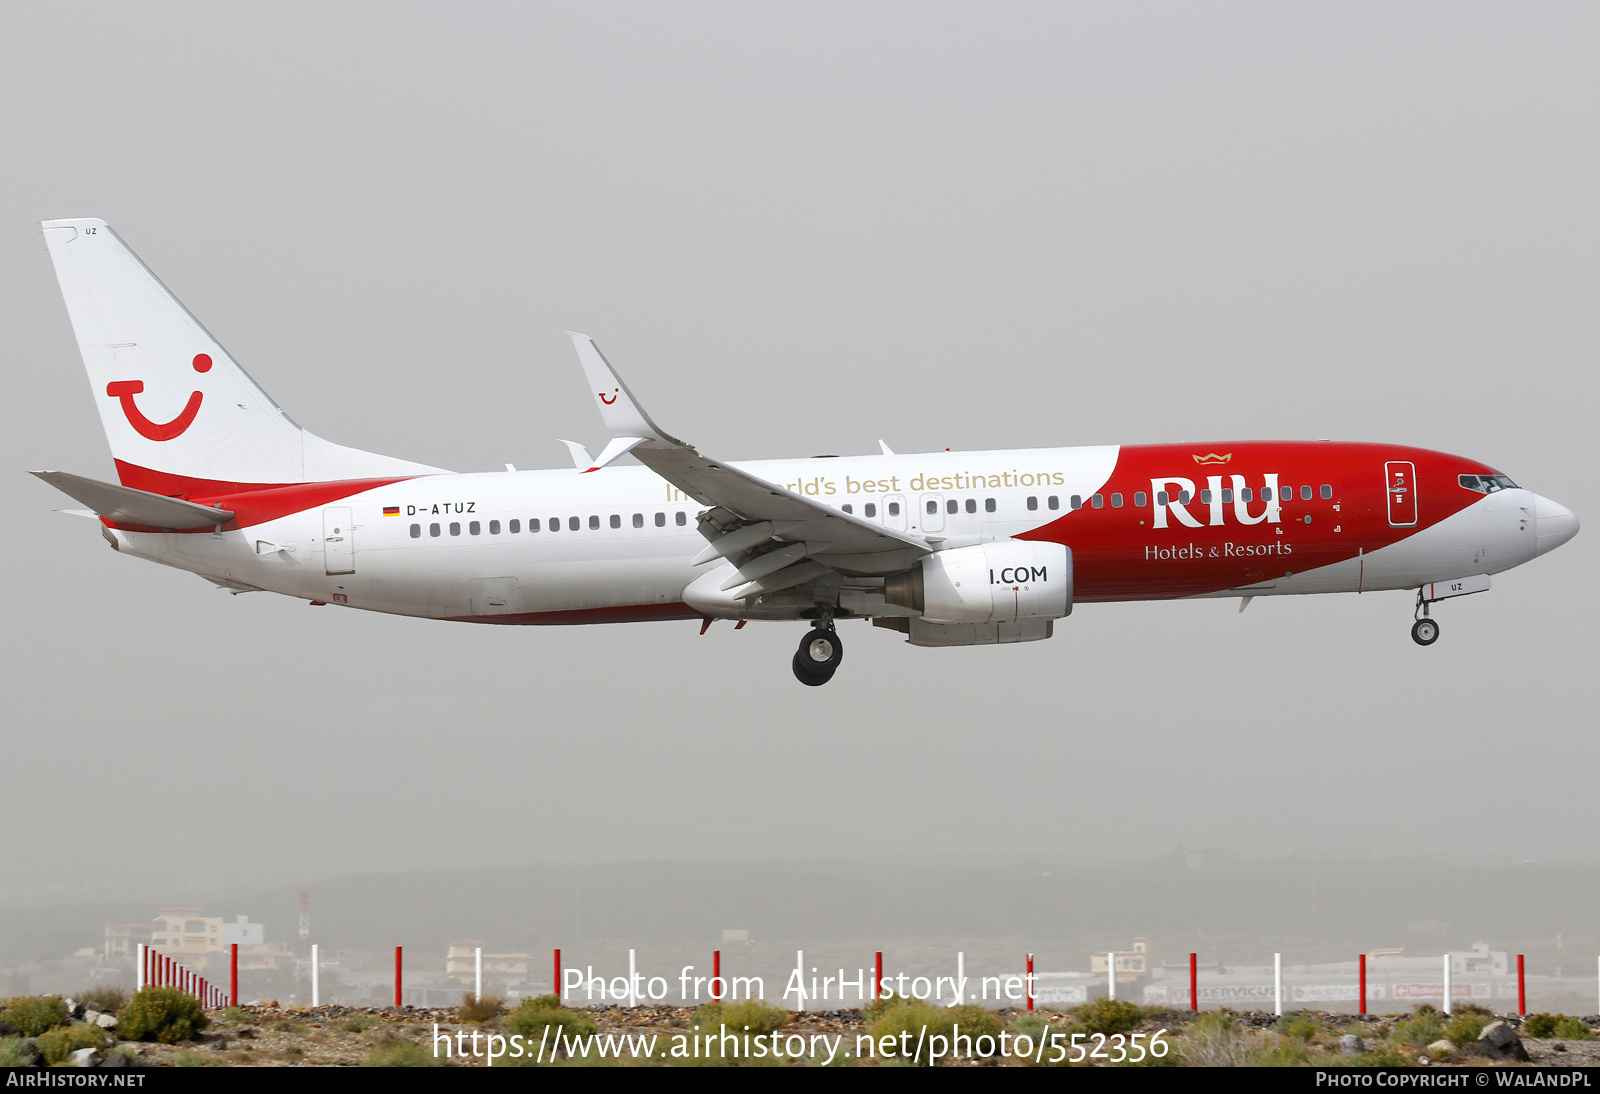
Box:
<box><xmin>382</xmin><ymin>506</ymin><xmax>400</xmax><ymax>517</ymax></box>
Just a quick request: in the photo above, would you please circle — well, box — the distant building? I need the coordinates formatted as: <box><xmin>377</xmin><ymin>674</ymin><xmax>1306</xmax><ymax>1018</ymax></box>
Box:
<box><xmin>1450</xmin><ymin>942</ymin><xmax>1509</xmax><ymax>977</ymax></box>
<box><xmin>222</xmin><ymin>916</ymin><xmax>264</xmax><ymax>947</ymax></box>
<box><xmin>445</xmin><ymin>940</ymin><xmax>531</xmax><ymax>986</ymax></box>
<box><xmin>1092</xmin><ymin>937</ymin><xmax>1150</xmax><ymax>980</ymax></box>
<box><xmin>151</xmin><ymin>908</ymin><xmax>224</xmax><ymax>956</ymax></box>
<box><xmin>104</xmin><ymin>920</ymin><xmax>153</xmax><ymax>958</ymax></box>
<box><xmin>111</xmin><ymin>909</ymin><xmax>274</xmax><ymax>972</ymax></box>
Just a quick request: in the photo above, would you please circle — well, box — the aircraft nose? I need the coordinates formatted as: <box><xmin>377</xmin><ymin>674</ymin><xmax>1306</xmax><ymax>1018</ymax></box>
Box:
<box><xmin>1534</xmin><ymin>495</ymin><xmax>1580</xmax><ymax>557</ymax></box>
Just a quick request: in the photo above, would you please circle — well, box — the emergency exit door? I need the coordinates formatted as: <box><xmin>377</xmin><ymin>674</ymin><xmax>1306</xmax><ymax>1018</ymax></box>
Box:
<box><xmin>323</xmin><ymin>507</ymin><xmax>355</xmax><ymax>574</ymax></box>
<box><xmin>1385</xmin><ymin>462</ymin><xmax>1417</xmax><ymax>527</ymax></box>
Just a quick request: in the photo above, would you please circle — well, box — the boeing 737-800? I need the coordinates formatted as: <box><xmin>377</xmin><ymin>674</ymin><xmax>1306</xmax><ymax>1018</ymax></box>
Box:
<box><xmin>33</xmin><ymin>219</ymin><xmax>1580</xmax><ymax>685</ymax></box>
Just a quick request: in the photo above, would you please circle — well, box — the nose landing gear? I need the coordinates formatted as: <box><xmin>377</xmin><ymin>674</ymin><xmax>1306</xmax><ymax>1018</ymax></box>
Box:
<box><xmin>1412</xmin><ymin>589</ymin><xmax>1440</xmax><ymax>646</ymax></box>
<box><xmin>1410</xmin><ymin>617</ymin><xmax>1440</xmax><ymax>646</ymax></box>
<box><xmin>792</xmin><ymin>624</ymin><xmax>843</xmax><ymax>686</ymax></box>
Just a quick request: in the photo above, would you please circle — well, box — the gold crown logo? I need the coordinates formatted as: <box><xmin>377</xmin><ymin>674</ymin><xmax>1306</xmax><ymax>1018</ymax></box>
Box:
<box><xmin>1192</xmin><ymin>452</ymin><xmax>1232</xmax><ymax>466</ymax></box>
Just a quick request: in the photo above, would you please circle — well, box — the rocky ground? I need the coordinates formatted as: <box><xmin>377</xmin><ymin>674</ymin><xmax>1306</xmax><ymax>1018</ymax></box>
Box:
<box><xmin>21</xmin><ymin>1004</ymin><xmax>1600</xmax><ymax>1067</ymax></box>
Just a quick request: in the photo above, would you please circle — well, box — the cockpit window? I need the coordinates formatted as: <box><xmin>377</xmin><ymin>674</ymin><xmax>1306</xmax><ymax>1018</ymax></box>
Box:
<box><xmin>1460</xmin><ymin>473</ymin><xmax>1519</xmax><ymax>494</ymax></box>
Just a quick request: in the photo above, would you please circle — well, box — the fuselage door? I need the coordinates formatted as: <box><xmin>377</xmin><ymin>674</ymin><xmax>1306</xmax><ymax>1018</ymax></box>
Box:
<box><xmin>1385</xmin><ymin>462</ymin><xmax>1417</xmax><ymax>527</ymax></box>
<box><xmin>323</xmin><ymin>506</ymin><xmax>355</xmax><ymax>574</ymax></box>
<box><xmin>920</xmin><ymin>493</ymin><xmax>946</xmax><ymax>533</ymax></box>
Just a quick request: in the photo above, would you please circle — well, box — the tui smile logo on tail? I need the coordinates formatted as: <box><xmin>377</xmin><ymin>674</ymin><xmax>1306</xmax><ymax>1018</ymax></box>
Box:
<box><xmin>105</xmin><ymin>353</ymin><xmax>212</xmax><ymax>441</ymax></box>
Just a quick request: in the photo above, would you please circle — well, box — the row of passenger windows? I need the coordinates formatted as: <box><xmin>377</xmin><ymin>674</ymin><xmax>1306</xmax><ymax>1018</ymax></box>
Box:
<box><xmin>1145</xmin><ymin>484</ymin><xmax>1333</xmax><ymax>507</ymax></box>
<box><xmin>405</xmin><ymin>483</ymin><xmax>1340</xmax><ymax>540</ymax></box>
<box><xmin>840</xmin><ymin>501</ymin><xmax>898</xmax><ymax>518</ymax></box>
<box><xmin>842</xmin><ymin>484</ymin><xmax>1336</xmax><ymax>518</ymax></box>
<box><xmin>410</xmin><ymin>511</ymin><xmax>689</xmax><ymax>538</ymax></box>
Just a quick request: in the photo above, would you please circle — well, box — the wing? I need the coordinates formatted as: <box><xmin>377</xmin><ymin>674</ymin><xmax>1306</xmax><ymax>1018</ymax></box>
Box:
<box><xmin>564</xmin><ymin>332</ymin><xmax>929</xmax><ymax>597</ymax></box>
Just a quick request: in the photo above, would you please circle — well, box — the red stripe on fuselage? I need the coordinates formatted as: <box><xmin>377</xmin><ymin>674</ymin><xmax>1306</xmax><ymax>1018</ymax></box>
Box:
<box><xmin>445</xmin><ymin>603</ymin><xmax>703</xmax><ymax>626</ymax></box>
<box><xmin>1017</xmin><ymin>442</ymin><xmax>1502</xmax><ymax>601</ymax></box>
<box><xmin>114</xmin><ymin>460</ymin><xmax>300</xmax><ymax>497</ymax></box>
<box><xmin>104</xmin><ymin>462</ymin><xmax>419</xmax><ymax>532</ymax></box>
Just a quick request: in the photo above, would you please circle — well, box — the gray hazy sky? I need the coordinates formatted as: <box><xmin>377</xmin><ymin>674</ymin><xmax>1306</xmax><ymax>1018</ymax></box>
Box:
<box><xmin>1</xmin><ymin>3</ymin><xmax>1595</xmax><ymax>903</ymax></box>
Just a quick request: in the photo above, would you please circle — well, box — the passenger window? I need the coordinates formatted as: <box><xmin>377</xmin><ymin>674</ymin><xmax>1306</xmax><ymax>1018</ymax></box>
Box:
<box><xmin>1178</xmin><ymin>490</ymin><xmax>1191</xmax><ymax>504</ymax></box>
<box><xmin>842</xmin><ymin>503</ymin><xmax>853</xmax><ymax>514</ymax></box>
<box><xmin>1220</xmin><ymin>489</ymin><xmax>1232</xmax><ymax>504</ymax></box>
<box><xmin>1091</xmin><ymin>494</ymin><xmax>1104</xmax><ymax>508</ymax></box>
<box><xmin>984</xmin><ymin>498</ymin><xmax>995</xmax><ymax>513</ymax></box>
<box><xmin>609</xmin><ymin>514</ymin><xmax>621</xmax><ymax>529</ymax></box>
<box><xmin>1239</xmin><ymin>488</ymin><xmax>1252</xmax><ymax>502</ymax></box>
<box><xmin>1135</xmin><ymin>492</ymin><xmax>1147</xmax><ymax>507</ymax></box>
<box><xmin>1111</xmin><ymin>493</ymin><xmax>1123</xmax><ymax>508</ymax></box>
<box><xmin>450</xmin><ymin>522</ymin><xmax>461</xmax><ymax>536</ymax></box>
<box><xmin>1200</xmin><ymin>489</ymin><xmax>1212</xmax><ymax>504</ymax></box>
<box><xmin>946</xmin><ymin>499</ymin><xmax>957</xmax><ymax>515</ymax></box>
<box><xmin>430</xmin><ymin>523</ymin><xmax>441</xmax><ymax>537</ymax></box>
<box><xmin>865</xmin><ymin>503</ymin><xmax>877</xmax><ymax>518</ymax></box>
<box><xmin>888</xmin><ymin>501</ymin><xmax>901</xmax><ymax>516</ymax></box>
<box><xmin>965</xmin><ymin>498</ymin><xmax>976</xmax><ymax>514</ymax></box>
<box><xmin>568</xmin><ymin>516</ymin><xmax>579</xmax><ymax>531</ymax></box>
<box><xmin>510</xmin><ymin>519</ymin><xmax>521</xmax><ymax>533</ymax></box>
<box><xmin>1301</xmin><ymin>485</ymin><xmax>1312</xmax><ymax>501</ymax></box>
<box><xmin>1027</xmin><ymin>496</ymin><xmax>1038</xmax><ymax>511</ymax></box>
<box><xmin>1320</xmin><ymin>484</ymin><xmax>1332</xmax><ymax>499</ymax></box>
<box><xmin>588</xmin><ymin>515</ymin><xmax>599</xmax><ymax>530</ymax></box>
<box><xmin>1047</xmin><ymin>496</ymin><xmax>1059</xmax><ymax>510</ymax></box>
<box><xmin>409</xmin><ymin>523</ymin><xmax>421</xmax><ymax>538</ymax></box>
<box><xmin>549</xmin><ymin>518</ymin><xmax>560</xmax><ymax>532</ymax></box>
<box><xmin>1277</xmin><ymin>486</ymin><xmax>1289</xmax><ymax>501</ymax></box>
<box><xmin>926</xmin><ymin>500</ymin><xmax>938</xmax><ymax>515</ymax></box>
<box><xmin>469</xmin><ymin>520</ymin><xmax>481</xmax><ymax>535</ymax></box>
<box><xmin>1157</xmin><ymin>491</ymin><xmax>1169</xmax><ymax>506</ymax></box>
<box><xmin>676</xmin><ymin>512</ymin><xmax>686</xmax><ymax>526</ymax></box>
<box><xmin>655</xmin><ymin>512</ymin><xmax>665</xmax><ymax>527</ymax></box>
<box><xmin>489</xmin><ymin>520</ymin><xmax>500</xmax><ymax>534</ymax></box>
<box><xmin>633</xmin><ymin>513</ymin><xmax>643</xmax><ymax>528</ymax></box>
<box><xmin>1070</xmin><ymin>495</ymin><xmax>1083</xmax><ymax>510</ymax></box>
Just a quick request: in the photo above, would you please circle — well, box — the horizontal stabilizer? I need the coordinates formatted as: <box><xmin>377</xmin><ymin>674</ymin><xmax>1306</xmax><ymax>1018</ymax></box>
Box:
<box><xmin>32</xmin><ymin>470</ymin><xmax>233</xmax><ymax>529</ymax></box>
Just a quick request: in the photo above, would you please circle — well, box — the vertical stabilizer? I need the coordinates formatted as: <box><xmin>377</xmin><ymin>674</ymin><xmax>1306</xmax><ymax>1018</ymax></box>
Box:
<box><xmin>41</xmin><ymin>219</ymin><xmax>445</xmax><ymax>494</ymax></box>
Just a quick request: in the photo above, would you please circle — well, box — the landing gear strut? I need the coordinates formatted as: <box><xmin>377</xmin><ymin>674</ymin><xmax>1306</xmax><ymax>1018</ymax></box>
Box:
<box><xmin>1411</xmin><ymin>591</ymin><xmax>1440</xmax><ymax>646</ymax></box>
<box><xmin>792</xmin><ymin>623</ymin><xmax>843</xmax><ymax>686</ymax></box>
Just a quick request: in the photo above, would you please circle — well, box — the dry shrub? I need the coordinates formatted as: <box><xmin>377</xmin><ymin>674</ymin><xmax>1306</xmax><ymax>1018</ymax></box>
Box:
<box><xmin>457</xmin><ymin>992</ymin><xmax>506</xmax><ymax>1023</ymax></box>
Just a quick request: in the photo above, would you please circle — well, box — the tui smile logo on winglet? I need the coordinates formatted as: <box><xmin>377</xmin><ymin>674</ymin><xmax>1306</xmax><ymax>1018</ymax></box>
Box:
<box><xmin>106</xmin><ymin>353</ymin><xmax>212</xmax><ymax>441</ymax></box>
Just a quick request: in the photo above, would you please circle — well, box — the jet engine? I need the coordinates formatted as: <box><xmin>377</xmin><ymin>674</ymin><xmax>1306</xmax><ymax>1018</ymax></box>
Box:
<box><xmin>883</xmin><ymin>541</ymin><xmax>1071</xmax><ymax>624</ymax></box>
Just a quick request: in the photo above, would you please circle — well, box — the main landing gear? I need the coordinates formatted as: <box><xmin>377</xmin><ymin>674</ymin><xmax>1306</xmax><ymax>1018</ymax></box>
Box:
<box><xmin>792</xmin><ymin>623</ymin><xmax>843</xmax><ymax>686</ymax></box>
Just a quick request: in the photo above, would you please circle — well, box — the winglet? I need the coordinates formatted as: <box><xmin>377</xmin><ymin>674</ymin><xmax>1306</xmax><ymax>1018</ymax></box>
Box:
<box><xmin>879</xmin><ymin>440</ymin><xmax>895</xmax><ymax>456</ymax></box>
<box><xmin>563</xmin><ymin>332</ymin><xmax>685</xmax><ymax>447</ymax></box>
<box><xmin>557</xmin><ymin>439</ymin><xmax>593</xmax><ymax>470</ymax></box>
<box><xmin>582</xmin><ymin>435</ymin><xmax>648</xmax><ymax>473</ymax></box>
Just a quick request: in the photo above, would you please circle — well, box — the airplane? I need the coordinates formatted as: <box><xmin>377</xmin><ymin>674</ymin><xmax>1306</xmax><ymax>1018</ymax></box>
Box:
<box><xmin>32</xmin><ymin>218</ymin><xmax>1580</xmax><ymax>686</ymax></box>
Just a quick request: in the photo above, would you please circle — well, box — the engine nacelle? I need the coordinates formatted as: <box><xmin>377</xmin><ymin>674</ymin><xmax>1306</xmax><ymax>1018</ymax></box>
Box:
<box><xmin>883</xmin><ymin>541</ymin><xmax>1071</xmax><ymax>625</ymax></box>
